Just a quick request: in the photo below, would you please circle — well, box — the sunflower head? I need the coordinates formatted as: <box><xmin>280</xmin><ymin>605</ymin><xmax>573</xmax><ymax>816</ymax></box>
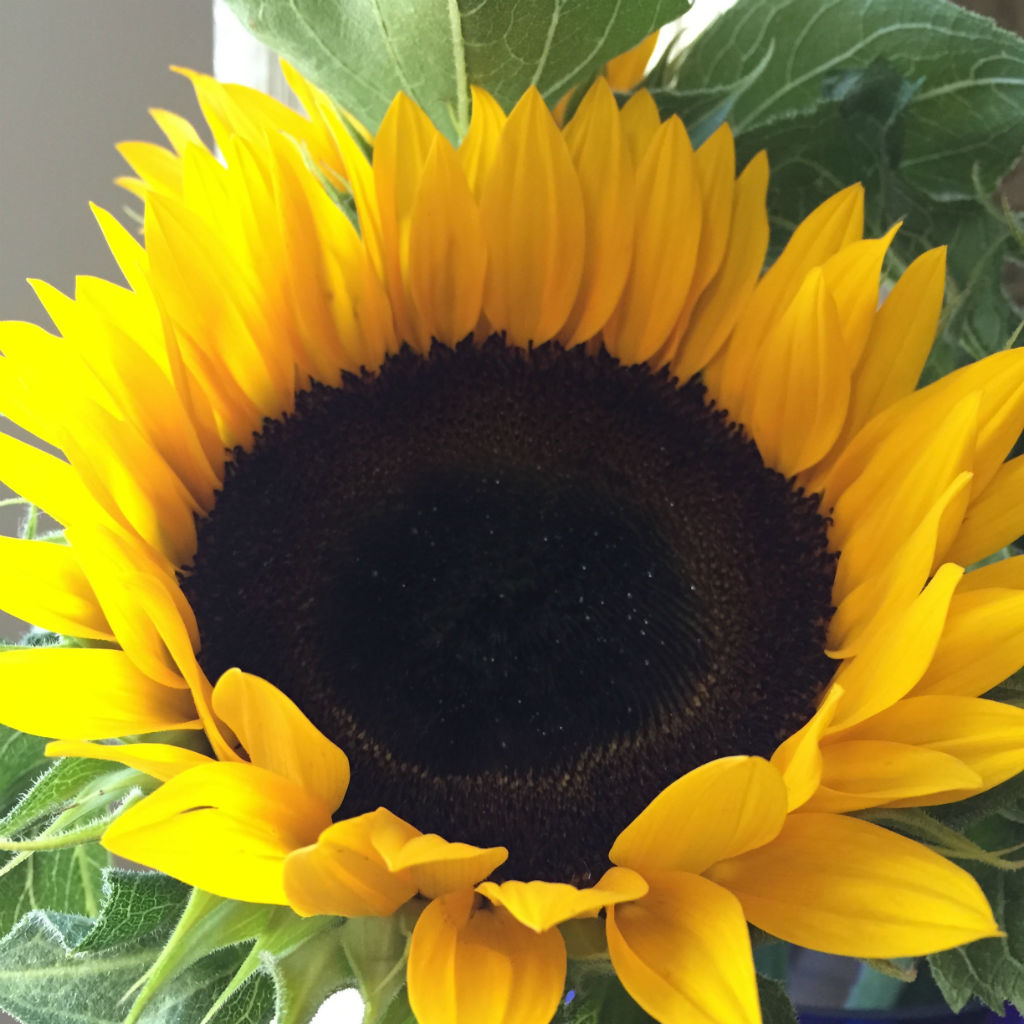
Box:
<box><xmin>2</xmin><ymin>60</ymin><xmax>1023</xmax><ymax>1024</ymax></box>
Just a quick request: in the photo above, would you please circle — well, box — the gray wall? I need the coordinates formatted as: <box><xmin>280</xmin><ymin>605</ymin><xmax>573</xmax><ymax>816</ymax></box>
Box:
<box><xmin>0</xmin><ymin>0</ymin><xmax>213</xmax><ymax>644</ymax></box>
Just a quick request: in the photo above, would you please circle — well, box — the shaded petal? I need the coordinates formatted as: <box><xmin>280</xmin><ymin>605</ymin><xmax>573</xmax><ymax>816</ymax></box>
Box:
<box><xmin>385</xmin><ymin>833</ymin><xmax>507</xmax><ymax>899</ymax></box>
<box><xmin>771</xmin><ymin>684</ymin><xmax>844</xmax><ymax>811</ymax></box>
<box><xmin>603</xmin><ymin>116</ymin><xmax>701</xmax><ymax>365</ymax></box>
<box><xmin>212</xmin><ymin>668</ymin><xmax>349</xmax><ymax>812</ymax></box>
<box><xmin>607</xmin><ymin>871</ymin><xmax>760</xmax><ymax>1024</ymax></box>
<box><xmin>406</xmin><ymin>135</ymin><xmax>488</xmax><ymax>346</ymax></box>
<box><xmin>671</xmin><ymin>150</ymin><xmax>769</xmax><ymax>381</ymax></box>
<box><xmin>707</xmin><ymin>812</ymin><xmax>1000</xmax><ymax>957</ymax></box>
<box><xmin>408</xmin><ymin>889</ymin><xmax>566</xmax><ymax>1024</ymax></box>
<box><xmin>805</xmin><ymin>740</ymin><xmax>980</xmax><ymax>812</ymax></box>
<box><xmin>559</xmin><ymin>78</ymin><xmax>635</xmax><ymax>344</ymax></box>
<box><xmin>283</xmin><ymin>808</ymin><xmax>420</xmax><ymax>917</ymax></box>
<box><xmin>604</xmin><ymin>32</ymin><xmax>659</xmax><ymax>91</ymax></box>
<box><xmin>610</xmin><ymin>756</ymin><xmax>787</xmax><ymax>875</ymax></box>
<box><xmin>828</xmin><ymin>563</ymin><xmax>963</xmax><ymax>731</ymax></box>
<box><xmin>837</xmin><ymin>695</ymin><xmax>1024</xmax><ymax>804</ymax></box>
<box><xmin>477</xmin><ymin>867</ymin><xmax>648</xmax><ymax>933</ymax></box>
<box><xmin>459</xmin><ymin>86</ymin><xmax>507</xmax><ymax>199</ymax></box>
<box><xmin>0</xmin><ymin>648</ymin><xmax>199</xmax><ymax>739</ymax></box>
<box><xmin>45</xmin><ymin>739</ymin><xmax>211</xmax><ymax>781</ymax></box>
<box><xmin>743</xmin><ymin>268</ymin><xmax>850</xmax><ymax>476</ymax></box>
<box><xmin>102</xmin><ymin>761</ymin><xmax>331</xmax><ymax>904</ymax></box>
<box><xmin>914</xmin><ymin>587</ymin><xmax>1024</xmax><ymax>697</ymax></box>
<box><xmin>947</xmin><ymin>455</ymin><xmax>1024</xmax><ymax>567</ymax></box>
<box><xmin>842</xmin><ymin>246</ymin><xmax>946</xmax><ymax>439</ymax></box>
<box><xmin>480</xmin><ymin>88</ymin><xmax>585</xmax><ymax>345</ymax></box>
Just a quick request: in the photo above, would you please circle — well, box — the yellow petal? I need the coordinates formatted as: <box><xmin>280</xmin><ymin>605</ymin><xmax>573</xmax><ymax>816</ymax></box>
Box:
<box><xmin>384</xmin><ymin>833</ymin><xmax>508</xmax><ymax>899</ymax></box>
<box><xmin>212</xmin><ymin>669</ymin><xmax>350</xmax><ymax>812</ymax></box>
<box><xmin>672</xmin><ymin>150</ymin><xmax>769</xmax><ymax>381</ymax></box>
<box><xmin>374</xmin><ymin>93</ymin><xmax>439</xmax><ymax>341</ymax></box>
<box><xmin>711</xmin><ymin>184</ymin><xmax>863</xmax><ymax>413</ymax></box>
<box><xmin>0</xmin><ymin>537</ymin><xmax>112</xmax><ymax>640</ymax></box>
<box><xmin>602</xmin><ymin>116</ymin><xmax>702</xmax><ymax>365</ymax></box>
<box><xmin>913</xmin><ymin>587</ymin><xmax>1024</xmax><ymax>697</ymax></box>
<box><xmin>828</xmin><ymin>471</ymin><xmax>973</xmax><ymax>656</ymax></box>
<box><xmin>819</xmin><ymin>226</ymin><xmax>899</xmax><ymax>370</ymax></box>
<box><xmin>283</xmin><ymin>809</ymin><xmax>420</xmax><ymax>918</ymax></box>
<box><xmin>707</xmin><ymin>812</ymin><xmax>1000</xmax><ymax>957</ymax></box>
<box><xmin>103</xmin><ymin>761</ymin><xmax>330</xmax><ymax>904</ymax></box>
<box><xmin>45</xmin><ymin>739</ymin><xmax>211</xmax><ymax>781</ymax></box>
<box><xmin>460</xmin><ymin>86</ymin><xmax>507</xmax><ymax>200</ymax></box>
<box><xmin>845</xmin><ymin>247</ymin><xmax>946</xmax><ymax>435</ymax></box>
<box><xmin>0</xmin><ymin>648</ymin><xmax>199</xmax><ymax>740</ymax></box>
<box><xmin>688</xmin><ymin>123</ymin><xmax>737</xmax><ymax>298</ymax></box>
<box><xmin>947</xmin><ymin>454</ymin><xmax>1024</xmax><ymax>566</ymax></box>
<box><xmin>477</xmin><ymin>867</ymin><xmax>648</xmax><ymax>933</ymax></box>
<box><xmin>828</xmin><ymin>562</ymin><xmax>963</xmax><ymax>731</ymax></box>
<box><xmin>960</xmin><ymin>554</ymin><xmax>1024</xmax><ymax>591</ymax></box>
<box><xmin>559</xmin><ymin>78</ymin><xmax>635</xmax><ymax>344</ymax></box>
<box><xmin>805</xmin><ymin>740</ymin><xmax>981</xmax><ymax>812</ymax></box>
<box><xmin>607</xmin><ymin>871</ymin><xmax>760</xmax><ymax>1024</ymax></box>
<box><xmin>771</xmin><ymin>684</ymin><xmax>844</xmax><ymax>811</ymax></box>
<box><xmin>406</xmin><ymin>135</ymin><xmax>488</xmax><ymax>346</ymax></box>
<box><xmin>610</xmin><ymin>756</ymin><xmax>787</xmax><ymax>875</ymax></box>
<box><xmin>480</xmin><ymin>88</ymin><xmax>585</xmax><ymax>345</ymax></box>
<box><xmin>837</xmin><ymin>695</ymin><xmax>1024</xmax><ymax>804</ymax></box>
<box><xmin>743</xmin><ymin>268</ymin><xmax>850</xmax><ymax>475</ymax></box>
<box><xmin>604</xmin><ymin>32</ymin><xmax>659</xmax><ymax>91</ymax></box>
<box><xmin>619</xmin><ymin>90</ymin><xmax>661</xmax><ymax>168</ymax></box>
<box><xmin>830</xmin><ymin>392</ymin><xmax>978</xmax><ymax>597</ymax></box>
<box><xmin>408</xmin><ymin>889</ymin><xmax>566</xmax><ymax>1024</ymax></box>
<box><xmin>0</xmin><ymin>430</ymin><xmax>92</xmax><ymax>528</ymax></box>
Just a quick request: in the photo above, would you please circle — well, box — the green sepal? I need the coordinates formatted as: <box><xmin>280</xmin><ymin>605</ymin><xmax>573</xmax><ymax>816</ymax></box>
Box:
<box><xmin>342</xmin><ymin>905</ymin><xmax>418</xmax><ymax>1023</ymax></box>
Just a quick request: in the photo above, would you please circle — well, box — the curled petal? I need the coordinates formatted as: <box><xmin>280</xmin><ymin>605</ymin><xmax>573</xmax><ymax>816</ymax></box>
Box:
<box><xmin>408</xmin><ymin>889</ymin><xmax>566</xmax><ymax>1024</ymax></box>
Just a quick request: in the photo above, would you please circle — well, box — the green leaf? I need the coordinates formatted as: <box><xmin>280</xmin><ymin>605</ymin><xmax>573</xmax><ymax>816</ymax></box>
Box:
<box><xmin>222</xmin><ymin>0</ymin><xmax>690</xmax><ymax>139</ymax></box>
<box><xmin>929</xmin><ymin>862</ymin><xmax>1024</xmax><ymax>1012</ymax></box>
<box><xmin>0</xmin><ymin>723</ymin><xmax>48</xmax><ymax>809</ymax></box>
<box><xmin>757</xmin><ymin>975</ymin><xmax>799</xmax><ymax>1024</ymax></box>
<box><xmin>553</xmin><ymin>966</ymin><xmax>657</xmax><ymax>1023</ymax></box>
<box><xmin>73</xmin><ymin>868</ymin><xmax>190</xmax><ymax>953</ymax></box>
<box><xmin>658</xmin><ymin>0</ymin><xmax>1024</xmax><ymax>366</ymax></box>
<box><xmin>0</xmin><ymin>843</ymin><xmax>108</xmax><ymax>938</ymax></box>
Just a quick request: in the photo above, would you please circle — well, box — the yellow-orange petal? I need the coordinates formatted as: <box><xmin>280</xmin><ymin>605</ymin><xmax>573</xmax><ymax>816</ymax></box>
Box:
<box><xmin>602</xmin><ymin>116</ymin><xmax>702</xmax><ymax>365</ymax></box>
<box><xmin>828</xmin><ymin>562</ymin><xmax>963</xmax><ymax>731</ymax></box>
<box><xmin>559</xmin><ymin>78</ymin><xmax>635</xmax><ymax>344</ymax></box>
<box><xmin>211</xmin><ymin>668</ymin><xmax>350</xmax><ymax>812</ymax></box>
<box><xmin>913</xmin><ymin>587</ymin><xmax>1024</xmax><ymax>697</ymax></box>
<box><xmin>743</xmin><ymin>268</ymin><xmax>850</xmax><ymax>476</ymax></box>
<box><xmin>0</xmin><ymin>647</ymin><xmax>199</xmax><ymax>740</ymax></box>
<box><xmin>610</xmin><ymin>755</ymin><xmax>787</xmax><ymax>876</ymax></box>
<box><xmin>405</xmin><ymin>135</ymin><xmax>488</xmax><ymax>346</ymax></box>
<box><xmin>460</xmin><ymin>86</ymin><xmax>507</xmax><ymax>200</ymax></box>
<box><xmin>103</xmin><ymin>761</ymin><xmax>330</xmax><ymax>904</ymax></box>
<box><xmin>805</xmin><ymin>740</ymin><xmax>981</xmax><ymax>813</ymax></box>
<box><xmin>946</xmin><ymin>455</ymin><xmax>1024</xmax><ymax>566</ymax></box>
<box><xmin>384</xmin><ymin>832</ymin><xmax>508</xmax><ymax>899</ymax></box>
<box><xmin>477</xmin><ymin>867</ymin><xmax>648</xmax><ymax>933</ymax></box>
<box><xmin>407</xmin><ymin>888</ymin><xmax>566</xmax><ymax>1024</ymax></box>
<box><xmin>480</xmin><ymin>88</ymin><xmax>585</xmax><ymax>345</ymax></box>
<box><xmin>607</xmin><ymin>871</ymin><xmax>760</xmax><ymax>1024</ymax></box>
<box><xmin>836</xmin><ymin>695</ymin><xmax>1024</xmax><ymax>804</ymax></box>
<box><xmin>283</xmin><ymin>808</ymin><xmax>420</xmax><ymax>918</ymax></box>
<box><xmin>45</xmin><ymin>739</ymin><xmax>211</xmax><ymax>781</ymax></box>
<box><xmin>771</xmin><ymin>684</ymin><xmax>844</xmax><ymax>811</ymax></box>
<box><xmin>707</xmin><ymin>812</ymin><xmax>1000</xmax><ymax>957</ymax></box>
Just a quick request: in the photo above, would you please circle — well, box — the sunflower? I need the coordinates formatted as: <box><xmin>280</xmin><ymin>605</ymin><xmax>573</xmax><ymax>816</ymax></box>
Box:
<box><xmin>2</xmin><ymin>60</ymin><xmax>1024</xmax><ymax>1024</ymax></box>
